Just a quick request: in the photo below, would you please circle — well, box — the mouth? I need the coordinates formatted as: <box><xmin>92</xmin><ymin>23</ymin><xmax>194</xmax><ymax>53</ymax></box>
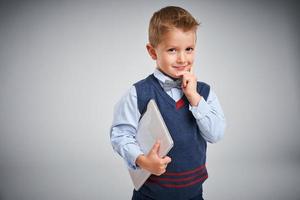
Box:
<box><xmin>173</xmin><ymin>65</ymin><xmax>189</xmax><ymax>71</ymax></box>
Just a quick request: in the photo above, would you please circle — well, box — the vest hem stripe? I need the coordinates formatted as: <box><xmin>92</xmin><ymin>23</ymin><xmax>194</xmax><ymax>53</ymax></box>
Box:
<box><xmin>163</xmin><ymin>164</ymin><xmax>206</xmax><ymax>176</ymax></box>
<box><xmin>149</xmin><ymin>170</ymin><xmax>207</xmax><ymax>182</ymax></box>
<box><xmin>146</xmin><ymin>174</ymin><xmax>208</xmax><ymax>188</ymax></box>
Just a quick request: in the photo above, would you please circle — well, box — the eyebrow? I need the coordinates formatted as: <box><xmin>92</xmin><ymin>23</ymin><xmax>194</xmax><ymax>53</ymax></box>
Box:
<box><xmin>164</xmin><ymin>44</ymin><xmax>195</xmax><ymax>48</ymax></box>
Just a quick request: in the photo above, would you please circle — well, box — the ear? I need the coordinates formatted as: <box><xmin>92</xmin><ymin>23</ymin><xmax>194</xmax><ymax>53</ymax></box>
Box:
<box><xmin>146</xmin><ymin>43</ymin><xmax>157</xmax><ymax>60</ymax></box>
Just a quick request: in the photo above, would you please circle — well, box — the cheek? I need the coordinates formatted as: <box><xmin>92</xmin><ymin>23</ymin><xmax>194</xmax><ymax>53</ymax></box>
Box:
<box><xmin>188</xmin><ymin>54</ymin><xmax>195</xmax><ymax>62</ymax></box>
<box><xmin>165</xmin><ymin>55</ymin><xmax>176</xmax><ymax>64</ymax></box>
<box><xmin>160</xmin><ymin>55</ymin><xmax>173</xmax><ymax>65</ymax></box>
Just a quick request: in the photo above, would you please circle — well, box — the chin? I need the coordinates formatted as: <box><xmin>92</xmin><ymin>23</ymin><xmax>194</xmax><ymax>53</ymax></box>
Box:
<box><xmin>170</xmin><ymin>73</ymin><xmax>181</xmax><ymax>79</ymax></box>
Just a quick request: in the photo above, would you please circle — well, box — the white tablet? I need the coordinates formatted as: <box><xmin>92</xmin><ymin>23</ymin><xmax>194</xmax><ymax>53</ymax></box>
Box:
<box><xmin>128</xmin><ymin>99</ymin><xmax>174</xmax><ymax>190</ymax></box>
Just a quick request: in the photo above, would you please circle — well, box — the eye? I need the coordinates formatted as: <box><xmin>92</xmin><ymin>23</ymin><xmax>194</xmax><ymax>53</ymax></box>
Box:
<box><xmin>167</xmin><ymin>48</ymin><xmax>176</xmax><ymax>53</ymax></box>
<box><xmin>186</xmin><ymin>47</ymin><xmax>194</xmax><ymax>52</ymax></box>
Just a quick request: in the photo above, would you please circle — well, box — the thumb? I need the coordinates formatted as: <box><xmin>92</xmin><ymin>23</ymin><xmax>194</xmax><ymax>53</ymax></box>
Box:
<box><xmin>162</xmin><ymin>156</ymin><xmax>172</xmax><ymax>164</ymax></box>
<box><xmin>150</xmin><ymin>140</ymin><xmax>160</xmax><ymax>155</ymax></box>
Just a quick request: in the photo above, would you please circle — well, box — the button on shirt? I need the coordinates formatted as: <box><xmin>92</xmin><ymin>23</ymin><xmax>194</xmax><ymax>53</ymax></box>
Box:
<box><xmin>110</xmin><ymin>68</ymin><xmax>226</xmax><ymax>169</ymax></box>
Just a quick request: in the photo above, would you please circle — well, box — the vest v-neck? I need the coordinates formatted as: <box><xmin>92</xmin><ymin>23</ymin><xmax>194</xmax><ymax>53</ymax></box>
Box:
<box><xmin>149</xmin><ymin>74</ymin><xmax>187</xmax><ymax>110</ymax></box>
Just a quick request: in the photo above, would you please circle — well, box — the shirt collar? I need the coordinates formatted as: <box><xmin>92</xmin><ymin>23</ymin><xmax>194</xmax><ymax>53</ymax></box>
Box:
<box><xmin>153</xmin><ymin>68</ymin><xmax>174</xmax><ymax>84</ymax></box>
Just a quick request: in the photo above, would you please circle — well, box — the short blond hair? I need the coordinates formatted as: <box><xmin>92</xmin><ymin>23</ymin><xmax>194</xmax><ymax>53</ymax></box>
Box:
<box><xmin>148</xmin><ymin>6</ymin><xmax>200</xmax><ymax>47</ymax></box>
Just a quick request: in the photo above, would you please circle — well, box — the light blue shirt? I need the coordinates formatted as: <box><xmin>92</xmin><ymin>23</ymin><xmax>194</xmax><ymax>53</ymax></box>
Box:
<box><xmin>110</xmin><ymin>69</ymin><xmax>226</xmax><ymax>169</ymax></box>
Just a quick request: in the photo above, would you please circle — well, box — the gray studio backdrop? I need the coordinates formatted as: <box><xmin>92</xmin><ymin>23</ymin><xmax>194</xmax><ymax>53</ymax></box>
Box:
<box><xmin>0</xmin><ymin>1</ymin><xmax>299</xmax><ymax>200</ymax></box>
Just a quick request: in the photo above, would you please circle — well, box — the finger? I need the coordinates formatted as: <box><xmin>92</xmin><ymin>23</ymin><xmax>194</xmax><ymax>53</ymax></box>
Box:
<box><xmin>150</xmin><ymin>140</ymin><xmax>160</xmax><ymax>154</ymax></box>
<box><xmin>176</xmin><ymin>70</ymin><xmax>189</xmax><ymax>78</ymax></box>
<box><xmin>162</xmin><ymin>156</ymin><xmax>172</xmax><ymax>164</ymax></box>
<box><xmin>156</xmin><ymin>168</ymin><xmax>166</xmax><ymax>176</ymax></box>
<box><xmin>184</xmin><ymin>79</ymin><xmax>189</xmax><ymax>88</ymax></box>
<box><xmin>181</xmin><ymin>74</ymin><xmax>189</xmax><ymax>88</ymax></box>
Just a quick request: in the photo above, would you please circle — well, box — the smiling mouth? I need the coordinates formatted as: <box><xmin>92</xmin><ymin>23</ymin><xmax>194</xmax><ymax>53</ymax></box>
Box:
<box><xmin>173</xmin><ymin>65</ymin><xmax>188</xmax><ymax>70</ymax></box>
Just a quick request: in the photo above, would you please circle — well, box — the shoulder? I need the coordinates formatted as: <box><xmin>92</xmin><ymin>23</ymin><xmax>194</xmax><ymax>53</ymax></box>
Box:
<box><xmin>134</xmin><ymin>74</ymin><xmax>154</xmax><ymax>87</ymax></box>
<box><xmin>115</xmin><ymin>86</ymin><xmax>137</xmax><ymax>109</ymax></box>
<box><xmin>133</xmin><ymin>74</ymin><xmax>157</xmax><ymax>115</ymax></box>
<box><xmin>133</xmin><ymin>74</ymin><xmax>156</xmax><ymax>97</ymax></box>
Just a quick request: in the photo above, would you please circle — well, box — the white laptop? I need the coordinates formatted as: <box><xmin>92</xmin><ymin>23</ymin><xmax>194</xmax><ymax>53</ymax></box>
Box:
<box><xmin>128</xmin><ymin>99</ymin><xmax>174</xmax><ymax>190</ymax></box>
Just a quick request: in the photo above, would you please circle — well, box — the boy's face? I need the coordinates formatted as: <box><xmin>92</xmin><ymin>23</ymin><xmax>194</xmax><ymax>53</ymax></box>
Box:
<box><xmin>147</xmin><ymin>28</ymin><xmax>196</xmax><ymax>79</ymax></box>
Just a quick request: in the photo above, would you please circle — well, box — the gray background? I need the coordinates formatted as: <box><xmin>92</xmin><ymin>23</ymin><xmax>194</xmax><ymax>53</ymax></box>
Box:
<box><xmin>0</xmin><ymin>0</ymin><xmax>299</xmax><ymax>199</ymax></box>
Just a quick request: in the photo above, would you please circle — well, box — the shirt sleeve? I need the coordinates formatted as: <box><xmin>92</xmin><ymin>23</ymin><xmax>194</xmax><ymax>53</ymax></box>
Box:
<box><xmin>189</xmin><ymin>89</ymin><xmax>226</xmax><ymax>143</ymax></box>
<box><xmin>110</xmin><ymin>86</ymin><xmax>143</xmax><ymax>169</ymax></box>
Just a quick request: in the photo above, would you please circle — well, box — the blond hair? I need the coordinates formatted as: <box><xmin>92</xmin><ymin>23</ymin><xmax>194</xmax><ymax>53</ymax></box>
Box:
<box><xmin>148</xmin><ymin>6</ymin><xmax>200</xmax><ymax>47</ymax></box>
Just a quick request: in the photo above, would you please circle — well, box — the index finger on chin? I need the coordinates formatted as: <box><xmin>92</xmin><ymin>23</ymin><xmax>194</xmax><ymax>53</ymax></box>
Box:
<box><xmin>176</xmin><ymin>71</ymin><xmax>189</xmax><ymax>78</ymax></box>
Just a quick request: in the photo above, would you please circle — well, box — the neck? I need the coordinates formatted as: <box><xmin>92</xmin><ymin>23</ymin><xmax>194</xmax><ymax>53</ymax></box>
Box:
<box><xmin>157</xmin><ymin>68</ymin><xmax>179</xmax><ymax>81</ymax></box>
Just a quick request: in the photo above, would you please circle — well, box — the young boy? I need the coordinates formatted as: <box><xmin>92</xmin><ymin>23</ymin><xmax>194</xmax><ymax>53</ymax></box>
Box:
<box><xmin>110</xmin><ymin>6</ymin><xmax>225</xmax><ymax>200</ymax></box>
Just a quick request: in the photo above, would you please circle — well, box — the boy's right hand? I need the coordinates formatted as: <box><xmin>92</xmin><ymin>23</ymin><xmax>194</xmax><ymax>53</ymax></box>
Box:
<box><xmin>136</xmin><ymin>141</ymin><xmax>172</xmax><ymax>176</ymax></box>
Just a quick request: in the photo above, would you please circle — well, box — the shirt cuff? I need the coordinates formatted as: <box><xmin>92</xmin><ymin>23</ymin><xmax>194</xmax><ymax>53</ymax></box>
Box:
<box><xmin>124</xmin><ymin>143</ymin><xmax>144</xmax><ymax>170</ymax></box>
<box><xmin>189</xmin><ymin>98</ymin><xmax>210</xmax><ymax>120</ymax></box>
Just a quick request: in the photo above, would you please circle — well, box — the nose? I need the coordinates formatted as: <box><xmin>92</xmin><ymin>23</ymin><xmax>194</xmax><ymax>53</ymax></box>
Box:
<box><xmin>177</xmin><ymin>52</ymin><xmax>186</xmax><ymax>64</ymax></box>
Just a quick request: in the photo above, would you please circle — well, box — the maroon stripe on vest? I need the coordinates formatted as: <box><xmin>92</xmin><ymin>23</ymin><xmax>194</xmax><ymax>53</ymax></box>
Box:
<box><xmin>164</xmin><ymin>164</ymin><xmax>206</xmax><ymax>176</ymax></box>
<box><xmin>149</xmin><ymin>169</ymin><xmax>207</xmax><ymax>182</ymax></box>
<box><xmin>146</xmin><ymin>164</ymin><xmax>208</xmax><ymax>188</ymax></box>
<box><xmin>147</xmin><ymin>174</ymin><xmax>208</xmax><ymax>188</ymax></box>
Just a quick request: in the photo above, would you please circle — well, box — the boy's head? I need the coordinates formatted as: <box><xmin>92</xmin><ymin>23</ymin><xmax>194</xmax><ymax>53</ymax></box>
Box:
<box><xmin>148</xmin><ymin>6</ymin><xmax>199</xmax><ymax>48</ymax></box>
<box><xmin>146</xmin><ymin>6</ymin><xmax>200</xmax><ymax>78</ymax></box>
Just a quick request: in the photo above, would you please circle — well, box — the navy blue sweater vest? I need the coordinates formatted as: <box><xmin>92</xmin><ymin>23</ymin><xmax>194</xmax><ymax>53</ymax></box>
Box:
<box><xmin>133</xmin><ymin>74</ymin><xmax>210</xmax><ymax>200</ymax></box>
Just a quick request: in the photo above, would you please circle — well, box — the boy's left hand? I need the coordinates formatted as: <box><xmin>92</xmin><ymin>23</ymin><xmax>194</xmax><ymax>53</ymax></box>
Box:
<box><xmin>177</xmin><ymin>71</ymin><xmax>202</xmax><ymax>107</ymax></box>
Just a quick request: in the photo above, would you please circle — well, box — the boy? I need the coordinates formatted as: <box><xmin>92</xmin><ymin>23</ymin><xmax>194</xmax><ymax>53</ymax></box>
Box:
<box><xmin>110</xmin><ymin>6</ymin><xmax>225</xmax><ymax>200</ymax></box>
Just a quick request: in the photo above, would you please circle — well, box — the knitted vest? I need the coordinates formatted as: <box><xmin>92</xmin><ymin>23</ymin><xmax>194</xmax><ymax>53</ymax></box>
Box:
<box><xmin>133</xmin><ymin>74</ymin><xmax>210</xmax><ymax>200</ymax></box>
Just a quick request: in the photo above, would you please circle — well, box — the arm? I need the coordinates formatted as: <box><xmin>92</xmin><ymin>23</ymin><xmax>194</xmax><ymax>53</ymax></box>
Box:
<box><xmin>110</xmin><ymin>86</ymin><xmax>172</xmax><ymax>173</ymax></box>
<box><xmin>189</xmin><ymin>90</ymin><xmax>226</xmax><ymax>143</ymax></box>
<box><xmin>110</xmin><ymin>86</ymin><xmax>143</xmax><ymax>169</ymax></box>
<box><xmin>178</xmin><ymin>71</ymin><xmax>226</xmax><ymax>143</ymax></box>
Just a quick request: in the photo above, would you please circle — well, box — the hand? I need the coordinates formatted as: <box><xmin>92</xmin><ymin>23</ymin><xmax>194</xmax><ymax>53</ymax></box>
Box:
<box><xmin>136</xmin><ymin>141</ymin><xmax>172</xmax><ymax>176</ymax></box>
<box><xmin>176</xmin><ymin>71</ymin><xmax>202</xmax><ymax>106</ymax></box>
